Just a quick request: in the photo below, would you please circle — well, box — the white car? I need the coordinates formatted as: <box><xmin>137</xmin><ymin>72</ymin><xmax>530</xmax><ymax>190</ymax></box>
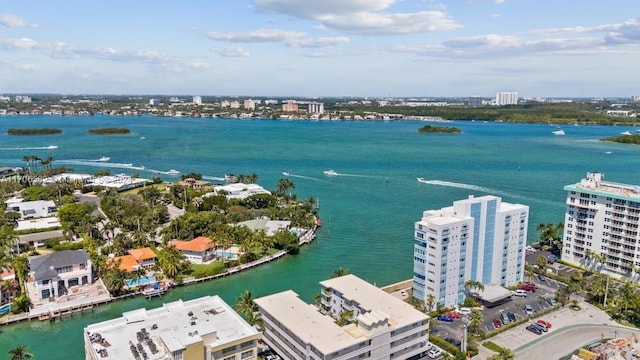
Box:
<box><xmin>513</xmin><ymin>289</ymin><xmax>528</xmax><ymax>297</ymax></box>
<box><xmin>455</xmin><ymin>307</ymin><xmax>472</xmax><ymax>315</ymax></box>
<box><xmin>428</xmin><ymin>348</ymin><xmax>442</xmax><ymax>359</ymax></box>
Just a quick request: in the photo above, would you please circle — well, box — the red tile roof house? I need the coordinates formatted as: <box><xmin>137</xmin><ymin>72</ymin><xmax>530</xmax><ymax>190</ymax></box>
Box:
<box><xmin>169</xmin><ymin>236</ymin><xmax>217</xmax><ymax>264</ymax></box>
<box><xmin>128</xmin><ymin>247</ymin><xmax>157</xmax><ymax>268</ymax></box>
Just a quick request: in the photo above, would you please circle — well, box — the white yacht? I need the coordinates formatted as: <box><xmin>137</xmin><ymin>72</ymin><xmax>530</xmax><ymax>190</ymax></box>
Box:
<box><xmin>166</xmin><ymin>169</ymin><xmax>180</xmax><ymax>175</ymax></box>
<box><xmin>621</xmin><ymin>131</ymin><xmax>632</xmax><ymax>136</ymax></box>
<box><xmin>323</xmin><ymin>170</ymin><xmax>338</xmax><ymax>176</ymax></box>
<box><xmin>98</xmin><ymin>156</ymin><xmax>110</xmax><ymax>162</ymax></box>
<box><xmin>282</xmin><ymin>172</ymin><xmax>291</xmax><ymax>177</ymax></box>
<box><xmin>552</xmin><ymin>129</ymin><xmax>565</xmax><ymax>136</ymax></box>
<box><xmin>417</xmin><ymin>177</ymin><xmax>427</xmax><ymax>183</ymax></box>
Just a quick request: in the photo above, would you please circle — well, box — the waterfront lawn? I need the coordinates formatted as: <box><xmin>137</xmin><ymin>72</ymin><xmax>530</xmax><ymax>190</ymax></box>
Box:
<box><xmin>120</xmin><ymin>183</ymin><xmax>167</xmax><ymax>196</ymax></box>
<box><xmin>190</xmin><ymin>261</ymin><xmax>226</xmax><ymax>278</ymax></box>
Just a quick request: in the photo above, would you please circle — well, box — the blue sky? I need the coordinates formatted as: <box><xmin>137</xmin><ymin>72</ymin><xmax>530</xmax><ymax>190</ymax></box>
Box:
<box><xmin>0</xmin><ymin>0</ymin><xmax>639</xmax><ymax>97</ymax></box>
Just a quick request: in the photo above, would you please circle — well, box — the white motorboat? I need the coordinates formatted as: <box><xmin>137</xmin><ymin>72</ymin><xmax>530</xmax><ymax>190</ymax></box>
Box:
<box><xmin>166</xmin><ymin>169</ymin><xmax>180</xmax><ymax>175</ymax></box>
<box><xmin>282</xmin><ymin>172</ymin><xmax>291</xmax><ymax>176</ymax></box>
<box><xmin>47</xmin><ymin>145</ymin><xmax>58</xmax><ymax>149</ymax></box>
<box><xmin>552</xmin><ymin>129</ymin><xmax>565</xmax><ymax>136</ymax></box>
<box><xmin>98</xmin><ymin>156</ymin><xmax>110</xmax><ymax>162</ymax></box>
<box><xmin>417</xmin><ymin>177</ymin><xmax>427</xmax><ymax>183</ymax></box>
<box><xmin>323</xmin><ymin>170</ymin><xmax>338</xmax><ymax>176</ymax></box>
<box><xmin>621</xmin><ymin>131</ymin><xmax>632</xmax><ymax>136</ymax></box>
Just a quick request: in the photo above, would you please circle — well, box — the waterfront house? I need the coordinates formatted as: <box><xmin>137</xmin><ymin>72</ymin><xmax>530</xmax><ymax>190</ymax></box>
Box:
<box><xmin>110</xmin><ymin>255</ymin><xmax>141</xmax><ymax>273</ymax></box>
<box><xmin>177</xmin><ymin>177</ymin><xmax>212</xmax><ymax>191</ymax></box>
<box><xmin>238</xmin><ymin>218</ymin><xmax>291</xmax><ymax>236</ymax></box>
<box><xmin>169</xmin><ymin>236</ymin><xmax>217</xmax><ymax>264</ymax></box>
<box><xmin>28</xmin><ymin>250</ymin><xmax>93</xmax><ymax>300</ymax></box>
<box><xmin>128</xmin><ymin>247</ymin><xmax>157</xmax><ymax>268</ymax></box>
<box><xmin>255</xmin><ymin>274</ymin><xmax>429</xmax><ymax>360</ymax></box>
<box><xmin>208</xmin><ymin>183</ymin><xmax>271</xmax><ymax>200</ymax></box>
<box><xmin>5</xmin><ymin>198</ymin><xmax>57</xmax><ymax>220</ymax></box>
<box><xmin>84</xmin><ymin>295</ymin><xmax>261</xmax><ymax>360</ymax></box>
<box><xmin>0</xmin><ymin>269</ymin><xmax>18</xmax><ymax>305</ymax></box>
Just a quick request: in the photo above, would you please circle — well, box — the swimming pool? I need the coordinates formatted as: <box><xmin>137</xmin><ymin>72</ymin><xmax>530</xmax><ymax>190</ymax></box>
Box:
<box><xmin>216</xmin><ymin>251</ymin><xmax>237</xmax><ymax>259</ymax></box>
<box><xmin>126</xmin><ymin>275</ymin><xmax>156</xmax><ymax>288</ymax></box>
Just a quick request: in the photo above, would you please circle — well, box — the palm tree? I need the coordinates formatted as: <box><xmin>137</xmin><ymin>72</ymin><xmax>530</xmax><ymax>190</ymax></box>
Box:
<box><xmin>329</xmin><ymin>267</ymin><xmax>349</xmax><ymax>279</ymax></box>
<box><xmin>157</xmin><ymin>245</ymin><xmax>185</xmax><ymax>279</ymax></box>
<box><xmin>426</xmin><ymin>294</ymin><xmax>436</xmax><ymax>312</ymax></box>
<box><xmin>8</xmin><ymin>344</ymin><xmax>33</xmax><ymax>360</ymax></box>
<box><xmin>276</xmin><ymin>178</ymin><xmax>295</xmax><ymax>198</ymax></box>
<box><xmin>488</xmin><ymin>347</ymin><xmax>514</xmax><ymax>360</ymax></box>
<box><xmin>234</xmin><ymin>290</ymin><xmax>257</xmax><ymax>321</ymax></box>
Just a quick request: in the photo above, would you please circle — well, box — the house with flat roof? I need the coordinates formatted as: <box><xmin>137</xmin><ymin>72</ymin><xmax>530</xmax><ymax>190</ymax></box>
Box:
<box><xmin>5</xmin><ymin>199</ymin><xmax>57</xmax><ymax>220</ymax></box>
<box><xmin>84</xmin><ymin>295</ymin><xmax>261</xmax><ymax>360</ymax></box>
<box><xmin>238</xmin><ymin>218</ymin><xmax>291</xmax><ymax>236</ymax></box>
<box><xmin>28</xmin><ymin>250</ymin><xmax>93</xmax><ymax>300</ymax></box>
<box><xmin>208</xmin><ymin>183</ymin><xmax>271</xmax><ymax>200</ymax></box>
<box><xmin>169</xmin><ymin>236</ymin><xmax>217</xmax><ymax>264</ymax></box>
<box><xmin>255</xmin><ymin>274</ymin><xmax>430</xmax><ymax>360</ymax></box>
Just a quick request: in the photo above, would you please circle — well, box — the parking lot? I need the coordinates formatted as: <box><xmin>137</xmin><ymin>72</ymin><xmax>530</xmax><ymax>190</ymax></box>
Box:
<box><xmin>431</xmin><ymin>247</ymin><xmax>568</xmax><ymax>347</ymax></box>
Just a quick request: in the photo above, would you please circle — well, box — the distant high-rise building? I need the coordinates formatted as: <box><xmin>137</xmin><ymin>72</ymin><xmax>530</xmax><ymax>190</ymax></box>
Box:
<box><xmin>413</xmin><ymin>195</ymin><xmax>529</xmax><ymax>308</ymax></box>
<box><xmin>220</xmin><ymin>100</ymin><xmax>230</xmax><ymax>108</ymax></box>
<box><xmin>229</xmin><ymin>101</ymin><xmax>240</xmax><ymax>109</ymax></box>
<box><xmin>307</xmin><ymin>102</ymin><xmax>324</xmax><ymax>114</ymax></box>
<box><xmin>469</xmin><ymin>97</ymin><xmax>484</xmax><ymax>107</ymax></box>
<box><xmin>282</xmin><ymin>101</ymin><xmax>298</xmax><ymax>112</ymax></box>
<box><xmin>561</xmin><ymin>172</ymin><xmax>640</xmax><ymax>278</ymax></box>
<box><xmin>495</xmin><ymin>92</ymin><xmax>518</xmax><ymax>106</ymax></box>
<box><xmin>243</xmin><ymin>99</ymin><xmax>255</xmax><ymax>110</ymax></box>
<box><xmin>632</xmin><ymin>95</ymin><xmax>640</xmax><ymax>102</ymax></box>
<box><xmin>192</xmin><ymin>95</ymin><xmax>202</xmax><ymax>105</ymax></box>
<box><xmin>149</xmin><ymin>98</ymin><xmax>160</xmax><ymax>106</ymax></box>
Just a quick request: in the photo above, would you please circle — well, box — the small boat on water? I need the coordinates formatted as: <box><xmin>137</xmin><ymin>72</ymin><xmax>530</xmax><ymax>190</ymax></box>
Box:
<box><xmin>605</xmin><ymin>151</ymin><xmax>613</xmax><ymax>155</ymax></box>
<box><xmin>552</xmin><ymin>129</ymin><xmax>565</xmax><ymax>136</ymax></box>
<box><xmin>47</xmin><ymin>145</ymin><xmax>58</xmax><ymax>149</ymax></box>
<box><xmin>621</xmin><ymin>131</ymin><xmax>632</xmax><ymax>136</ymax></box>
<box><xmin>417</xmin><ymin>177</ymin><xmax>428</xmax><ymax>183</ymax></box>
<box><xmin>323</xmin><ymin>170</ymin><xmax>338</xmax><ymax>176</ymax></box>
<box><xmin>0</xmin><ymin>303</ymin><xmax>11</xmax><ymax>315</ymax></box>
<box><xmin>98</xmin><ymin>156</ymin><xmax>110</xmax><ymax>162</ymax></box>
<box><xmin>282</xmin><ymin>172</ymin><xmax>291</xmax><ymax>177</ymax></box>
<box><xmin>166</xmin><ymin>169</ymin><xmax>180</xmax><ymax>175</ymax></box>
<box><xmin>142</xmin><ymin>282</ymin><xmax>167</xmax><ymax>299</ymax></box>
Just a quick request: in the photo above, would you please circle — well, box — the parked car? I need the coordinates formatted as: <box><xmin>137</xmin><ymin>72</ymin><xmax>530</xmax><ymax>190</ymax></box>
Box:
<box><xmin>546</xmin><ymin>297</ymin><xmax>557</xmax><ymax>306</ymax></box>
<box><xmin>526</xmin><ymin>324</ymin><xmax>543</xmax><ymax>335</ymax></box>
<box><xmin>518</xmin><ymin>283</ymin><xmax>536</xmax><ymax>292</ymax></box>
<box><xmin>537</xmin><ymin>319</ymin><xmax>552</xmax><ymax>329</ymax></box>
<box><xmin>444</xmin><ymin>337</ymin><xmax>462</xmax><ymax>348</ymax></box>
<box><xmin>538</xmin><ymin>274</ymin><xmax>546</xmax><ymax>281</ymax></box>
<box><xmin>547</xmin><ymin>254</ymin><xmax>558</xmax><ymax>263</ymax></box>
<box><xmin>531</xmin><ymin>322</ymin><xmax>548</xmax><ymax>332</ymax></box>
<box><xmin>513</xmin><ymin>289</ymin><xmax>528</xmax><ymax>297</ymax></box>
<box><xmin>444</xmin><ymin>311</ymin><xmax>460</xmax><ymax>319</ymax></box>
<box><xmin>428</xmin><ymin>348</ymin><xmax>442</xmax><ymax>359</ymax></box>
<box><xmin>424</xmin><ymin>342</ymin><xmax>433</xmax><ymax>351</ymax></box>
<box><xmin>524</xmin><ymin>304</ymin><xmax>534</xmax><ymax>315</ymax></box>
<box><xmin>455</xmin><ymin>307</ymin><xmax>472</xmax><ymax>315</ymax></box>
<box><xmin>437</xmin><ymin>315</ymin><xmax>454</xmax><ymax>322</ymax></box>
<box><xmin>493</xmin><ymin>318</ymin><xmax>502</xmax><ymax>329</ymax></box>
<box><xmin>500</xmin><ymin>312</ymin><xmax>511</xmax><ymax>325</ymax></box>
<box><xmin>507</xmin><ymin>312</ymin><xmax>516</xmax><ymax>322</ymax></box>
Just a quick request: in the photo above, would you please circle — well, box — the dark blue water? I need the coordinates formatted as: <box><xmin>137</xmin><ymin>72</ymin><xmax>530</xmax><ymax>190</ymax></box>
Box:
<box><xmin>0</xmin><ymin>116</ymin><xmax>637</xmax><ymax>358</ymax></box>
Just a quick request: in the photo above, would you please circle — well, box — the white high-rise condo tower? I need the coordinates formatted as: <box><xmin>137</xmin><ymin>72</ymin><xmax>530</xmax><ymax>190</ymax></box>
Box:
<box><xmin>413</xmin><ymin>195</ymin><xmax>529</xmax><ymax>308</ymax></box>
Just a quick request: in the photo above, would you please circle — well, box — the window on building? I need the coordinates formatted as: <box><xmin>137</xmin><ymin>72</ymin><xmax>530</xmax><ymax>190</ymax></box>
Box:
<box><xmin>241</xmin><ymin>350</ymin><xmax>253</xmax><ymax>359</ymax></box>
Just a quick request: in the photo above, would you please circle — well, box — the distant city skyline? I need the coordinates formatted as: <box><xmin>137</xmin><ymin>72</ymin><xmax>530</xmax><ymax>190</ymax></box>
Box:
<box><xmin>0</xmin><ymin>1</ymin><xmax>639</xmax><ymax>97</ymax></box>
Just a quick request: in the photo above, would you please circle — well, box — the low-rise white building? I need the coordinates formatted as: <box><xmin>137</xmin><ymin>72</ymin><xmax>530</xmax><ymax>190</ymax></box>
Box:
<box><xmin>5</xmin><ymin>199</ymin><xmax>57</xmax><ymax>220</ymax></box>
<box><xmin>84</xmin><ymin>295</ymin><xmax>261</xmax><ymax>360</ymax></box>
<box><xmin>208</xmin><ymin>183</ymin><xmax>271</xmax><ymax>200</ymax></box>
<box><xmin>29</xmin><ymin>250</ymin><xmax>93</xmax><ymax>300</ymax></box>
<box><xmin>255</xmin><ymin>274</ymin><xmax>430</xmax><ymax>360</ymax></box>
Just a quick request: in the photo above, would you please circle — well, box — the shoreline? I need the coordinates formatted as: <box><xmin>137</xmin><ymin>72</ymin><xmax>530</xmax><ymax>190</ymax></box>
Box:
<box><xmin>0</xmin><ymin>222</ymin><xmax>319</xmax><ymax>327</ymax></box>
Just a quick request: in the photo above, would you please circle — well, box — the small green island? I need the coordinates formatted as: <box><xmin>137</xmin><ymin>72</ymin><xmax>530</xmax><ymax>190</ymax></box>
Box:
<box><xmin>88</xmin><ymin>127</ymin><xmax>131</xmax><ymax>135</ymax></box>
<box><xmin>601</xmin><ymin>133</ymin><xmax>640</xmax><ymax>144</ymax></box>
<box><xmin>418</xmin><ymin>124</ymin><xmax>461</xmax><ymax>134</ymax></box>
<box><xmin>7</xmin><ymin>128</ymin><xmax>62</xmax><ymax>135</ymax></box>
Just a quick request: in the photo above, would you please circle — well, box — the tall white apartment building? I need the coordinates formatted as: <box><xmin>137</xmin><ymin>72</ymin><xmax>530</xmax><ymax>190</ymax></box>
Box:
<box><xmin>84</xmin><ymin>296</ymin><xmax>260</xmax><ymax>360</ymax></box>
<box><xmin>244</xmin><ymin>99</ymin><xmax>256</xmax><ymax>110</ymax></box>
<box><xmin>192</xmin><ymin>95</ymin><xmax>202</xmax><ymax>105</ymax></box>
<box><xmin>255</xmin><ymin>274</ymin><xmax>429</xmax><ymax>360</ymax></box>
<box><xmin>413</xmin><ymin>195</ymin><xmax>529</xmax><ymax>308</ymax></box>
<box><xmin>308</xmin><ymin>102</ymin><xmax>324</xmax><ymax>114</ymax></box>
<box><xmin>562</xmin><ymin>172</ymin><xmax>640</xmax><ymax>277</ymax></box>
<box><xmin>495</xmin><ymin>92</ymin><xmax>518</xmax><ymax>106</ymax></box>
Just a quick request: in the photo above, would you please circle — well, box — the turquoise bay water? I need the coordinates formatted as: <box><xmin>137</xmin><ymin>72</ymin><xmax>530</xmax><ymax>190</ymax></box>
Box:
<box><xmin>0</xmin><ymin>116</ymin><xmax>638</xmax><ymax>357</ymax></box>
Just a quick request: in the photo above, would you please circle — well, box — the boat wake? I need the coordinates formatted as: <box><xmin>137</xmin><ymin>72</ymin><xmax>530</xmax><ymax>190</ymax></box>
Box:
<box><xmin>0</xmin><ymin>145</ymin><xmax>58</xmax><ymax>150</ymax></box>
<box><xmin>58</xmin><ymin>160</ymin><xmax>141</xmax><ymax>170</ymax></box>
<box><xmin>202</xmin><ymin>175</ymin><xmax>227</xmax><ymax>181</ymax></box>
<box><xmin>286</xmin><ymin>173</ymin><xmax>320</xmax><ymax>181</ymax></box>
<box><xmin>421</xmin><ymin>179</ymin><xmax>557</xmax><ymax>206</ymax></box>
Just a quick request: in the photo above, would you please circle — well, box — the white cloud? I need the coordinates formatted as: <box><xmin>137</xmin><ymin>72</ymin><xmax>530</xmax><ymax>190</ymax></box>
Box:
<box><xmin>213</xmin><ymin>46</ymin><xmax>251</xmax><ymax>57</ymax></box>
<box><xmin>253</xmin><ymin>0</ymin><xmax>461</xmax><ymax>35</ymax></box>
<box><xmin>530</xmin><ymin>18</ymin><xmax>639</xmax><ymax>36</ymax></box>
<box><xmin>320</xmin><ymin>11</ymin><xmax>460</xmax><ymax>35</ymax></box>
<box><xmin>286</xmin><ymin>36</ymin><xmax>349</xmax><ymax>47</ymax></box>
<box><xmin>15</xmin><ymin>63</ymin><xmax>39</xmax><ymax>71</ymax></box>
<box><xmin>0</xmin><ymin>14</ymin><xmax>29</xmax><ymax>27</ymax></box>
<box><xmin>207</xmin><ymin>29</ymin><xmax>305</xmax><ymax>43</ymax></box>
<box><xmin>255</xmin><ymin>0</ymin><xmax>395</xmax><ymax>18</ymax></box>
<box><xmin>0</xmin><ymin>37</ymin><xmax>39</xmax><ymax>49</ymax></box>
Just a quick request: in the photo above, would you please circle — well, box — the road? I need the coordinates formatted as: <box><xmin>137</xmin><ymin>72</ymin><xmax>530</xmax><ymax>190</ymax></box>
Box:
<box><xmin>514</xmin><ymin>324</ymin><xmax>635</xmax><ymax>359</ymax></box>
